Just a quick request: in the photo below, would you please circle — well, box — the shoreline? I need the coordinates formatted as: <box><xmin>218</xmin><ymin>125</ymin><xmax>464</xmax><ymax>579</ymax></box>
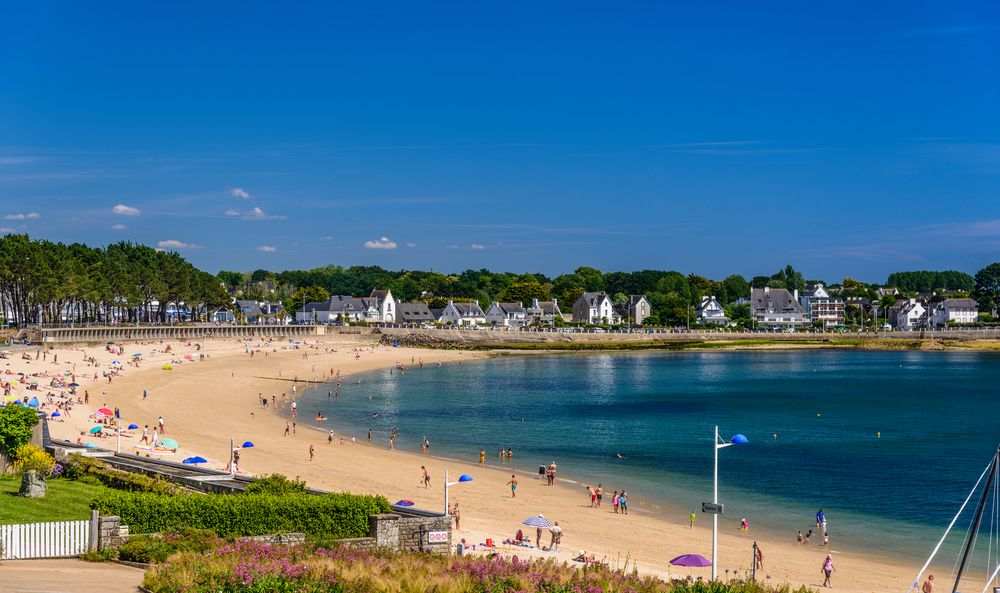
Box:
<box><xmin>29</xmin><ymin>338</ymin><xmax>942</xmax><ymax>592</ymax></box>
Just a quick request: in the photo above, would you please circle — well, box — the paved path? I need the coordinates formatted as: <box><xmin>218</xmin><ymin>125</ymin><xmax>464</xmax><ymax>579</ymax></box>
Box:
<box><xmin>0</xmin><ymin>558</ymin><xmax>144</xmax><ymax>593</ymax></box>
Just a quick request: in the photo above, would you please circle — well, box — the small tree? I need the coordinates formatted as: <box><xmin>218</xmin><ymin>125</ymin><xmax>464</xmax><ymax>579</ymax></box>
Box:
<box><xmin>0</xmin><ymin>405</ymin><xmax>39</xmax><ymax>472</ymax></box>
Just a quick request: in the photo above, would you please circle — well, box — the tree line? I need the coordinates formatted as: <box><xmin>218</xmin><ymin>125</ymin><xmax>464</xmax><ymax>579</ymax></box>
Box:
<box><xmin>0</xmin><ymin>234</ymin><xmax>229</xmax><ymax>325</ymax></box>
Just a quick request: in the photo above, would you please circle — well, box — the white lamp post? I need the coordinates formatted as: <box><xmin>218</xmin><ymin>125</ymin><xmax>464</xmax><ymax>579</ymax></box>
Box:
<box><xmin>444</xmin><ymin>469</ymin><xmax>473</xmax><ymax>514</ymax></box>
<box><xmin>712</xmin><ymin>426</ymin><xmax>748</xmax><ymax>581</ymax></box>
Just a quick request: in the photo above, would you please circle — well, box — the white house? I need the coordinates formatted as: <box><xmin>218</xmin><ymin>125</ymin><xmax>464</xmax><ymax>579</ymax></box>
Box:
<box><xmin>751</xmin><ymin>287</ymin><xmax>807</xmax><ymax>329</ymax></box>
<box><xmin>572</xmin><ymin>292</ymin><xmax>617</xmax><ymax>324</ymax></box>
<box><xmin>695</xmin><ymin>295</ymin><xmax>728</xmax><ymax>325</ymax></box>
<box><xmin>931</xmin><ymin>298</ymin><xmax>978</xmax><ymax>327</ymax></box>
<box><xmin>369</xmin><ymin>289</ymin><xmax>397</xmax><ymax>323</ymax></box>
<box><xmin>440</xmin><ymin>300</ymin><xmax>486</xmax><ymax>326</ymax></box>
<box><xmin>526</xmin><ymin>298</ymin><xmax>562</xmax><ymax>324</ymax></box>
<box><xmin>896</xmin><ymin>299</ymin><xmax>926</xmax><ymax>331</ymax></box>
<box><xmin>296</xmin><ymin>296</ymin><xmax>376</xmax><ymax>324</ymax></box>
<box><xmin>485</xmin><ymin>301</ymin><xmax>528</xmax><ymax>327</ymax></box>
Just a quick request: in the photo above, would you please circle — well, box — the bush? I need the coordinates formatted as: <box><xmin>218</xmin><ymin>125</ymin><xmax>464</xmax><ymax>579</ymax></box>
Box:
<box><xmin>119</xmin><ymin>528</ymin><xmax>223</xmax><ymax>564</ymax></box>
<box><xmin>12</xmin><ymin>444</ymin><xmax>56</xmax><ymax>476</ymax></box>
<box><xmin>91</xmin><ymin>491</ymin><xmax>391</xmax><ymax>537</ymax></box>
<box><xmin>243</xmin><ymin>473</ymin><xmax>308</xmax><ymax>495</ymax></box>
<box><xmin>66</xmin><ymin>455</ymin><xmax>188</xmax><ymax>495</ymax></box>
<box><xmin>81</xmin><ymin>547</ymin><xmax>120</xmax><ymax>562</ymax></box>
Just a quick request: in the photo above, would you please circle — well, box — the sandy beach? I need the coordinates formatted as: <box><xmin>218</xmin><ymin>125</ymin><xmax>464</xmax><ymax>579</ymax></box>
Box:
<box><xmin>9</xmin><ymin>335</ymin><xmax>941</xmax><ymax>592</ymax></box>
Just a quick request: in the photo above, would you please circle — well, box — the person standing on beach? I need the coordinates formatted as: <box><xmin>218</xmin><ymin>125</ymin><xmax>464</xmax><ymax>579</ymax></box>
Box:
<box><xmin>821</xmin><ymin>554</ymin><xmax>835</xmax><ymax>587</ymax></box>
<box><xmin>158</xmin><ymin>416</ymin><xmax>165</xmax><ymax>434</ymax></box>
<box><xmin>586</xmin><ymin>485</ymin><xmax>596</xmax><ymax>508</ymax></box>
<box><xmin>921</xmin><ymin>574</ymin><xmax>934</xmax><ymax>593</ymax></box>
<box><xmin>507</xmin><ymin>475</ymin><xmax>518</xmax><ymax>498</ymax></box>
<box><xmin>549</xmin><ymin>521</ymin><xmax>562</xmax><ymax>551</ymax></box>
<box><xmin>755</xmin><ymin>545</ymin><xmax>764</xmax><ymax>571</ymax></box>
<box><xmin>595</xmin><ymin>484</ymin><xmax>603</xmax><ymax>508</ymax></box>
<box><xmin>328</xmin><ymin>430</ymin><xmax>334</xmax><ymax>445</ymax></box>
<box><xmin>422</xmin><ymin>465</ymin><xmax>431</xmax><ymax>488</ymax></box>
<box><xmin>613</xmin><ymin>491</ymin><xmax>620</xmax><ymax>513</ymax></box>
<box><xmin>309</xmin><ymin>444</ymin><xmax>315</xmax><ymax>461</ymax></box>
<box><xmin>368</xmin><ymin>428</ymin><xmax>372</xmax><ymax>443</ymax></box>
<box><xmin>618</xmin><ymin>491</ymin><xmax>628</xmax><ymax>515</ymax></box>
<box><xmin>816</xmin><ymin>509</ymin><xmax>825</xmax><ymax>532</ymax></box>
<box><xmin>690</xmin><ymin>511</ymin><xmax>696</xmax><ymax>528</ymax></box>
<box><xmin>479</xmin><ymin>449</ymin><xmax>485</xmax><ymax>464</ymax></box>
<box><xmin>141</xmin><ymin>425</ymin><xmax>149</xmax><ymax>444</ymax></box>
<box><xmin>538</xmin><ymin>464</ymin><xmax>546</xmax><ymax>480</ymax></box>
<box><xmin>536</xmin><ymin>526</ymin><xmax>543</xmax><ymax>547</ymax></box>
<box><xmin>451</xmin><ymin>502</ymin><xmax>461</xmax><ymax>530</ymax></box>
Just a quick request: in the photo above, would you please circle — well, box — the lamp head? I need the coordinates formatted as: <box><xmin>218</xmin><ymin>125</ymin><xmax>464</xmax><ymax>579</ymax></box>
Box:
<box><xmin>457</xmin><ymin>474</ymin><xmax>473</xmax><ymax>483</ymax></box>
<box><xmin>731</xmin><ymin>434</ymin><xmax>749</xmax><ymax>445</ymax></box>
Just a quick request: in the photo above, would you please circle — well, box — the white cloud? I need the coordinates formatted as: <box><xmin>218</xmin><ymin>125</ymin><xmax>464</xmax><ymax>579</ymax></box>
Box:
<box><xmin>405</xmin><ymin>242</ymin><xmax>417</xmax><ymax>247</ymax></box>
<box><xmin>242</xmin><ymin>206</ymin><xmax>284</xmax><ymax>220</ymax></box>
<box><xmin>157</xmin><ymin>239</ymin><xmax>199</xmax><ymax>250</ymax></box>
<box><xmin>471</xmin><ymin>243</ymin><xmax>486</xmax><ymax>250</ymax></box>
<box><xmin>231</xmin><ymin>187</ymin><xmax>251</xmax><ymax>199</ymax></box>
<box><xmin>0</xmin><ymin>227</ymin><xmax>14</xmax><ymax>233</ymax></box>
<box><xmin>0</xmin><ymin>156</ymin><xmax>43</xmax><ymax>166</ymax></box>
<box><xmin>3</xmin><ymin>212</ymin><xmax>41</xmax><ymax>221</ymax></box>
<box><xmin>364</xmin><ymin>236</ymin><xmax>397</xmax><ymax>250</ymax></box>
<box><xmin>112</xmin><ymin>204</ymin><xmax>140</xmax><ymax>216</ymax></box>
<box><xmin>225</xmin><ymin>209</ymin><xmax>241</xmax><ymax>217</ymax></box>
<box><xmin>111</xmin><ymin>224</ymin><xmax>127</xmax><ymax>231</ymax></box>
<box><xmin>257</xmin><ymin>245</ymin><xmax>277</xmax><ymax>253</ymax></box>
<box><xmin>321</xmin><ymin>236</ymin><xmax>334</xmax><ymax>241</ymax></box>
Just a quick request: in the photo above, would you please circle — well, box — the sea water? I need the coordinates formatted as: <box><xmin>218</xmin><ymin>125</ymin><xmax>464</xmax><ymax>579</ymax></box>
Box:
<box><xmin>296</xmin><ymin>350</ymin><xmax>1000</xmax><ymax>563</ymax></box>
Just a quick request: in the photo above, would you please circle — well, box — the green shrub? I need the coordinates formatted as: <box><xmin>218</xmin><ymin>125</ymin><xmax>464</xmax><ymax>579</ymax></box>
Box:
<box><xmin>118</xmin><ymin>529</ymin><xmax>222</xmax><ymax>564</ymax></box>
<box><xmin>91</xmin><ymin>491</ymin><xmax>391</xmax><ymax>537</ymax></box>
<box><xmin>81</xmin><ymin>547</ymin><xmax>120</xmax><ymax>562</ymax></box>
<box><xmin>66</xmin><ymin>455</ymin><xmax>188</xmax><ymax>495</ymax></box>
<box><xmin>243</xmin><ymin>473</ymin><xmax>308</xmax><ymax>495</ymax></box>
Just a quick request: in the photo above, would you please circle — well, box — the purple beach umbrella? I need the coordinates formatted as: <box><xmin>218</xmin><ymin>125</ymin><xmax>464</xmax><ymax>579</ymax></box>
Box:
<box><xmin>394</xmin><ymin>499</ymin><xmax>415</xmax><ymax>507</ymax></box>
<box><xmin>669</xmin><ymin>554</ymin><xmax>712</xmax><ymax>567</ymax></box>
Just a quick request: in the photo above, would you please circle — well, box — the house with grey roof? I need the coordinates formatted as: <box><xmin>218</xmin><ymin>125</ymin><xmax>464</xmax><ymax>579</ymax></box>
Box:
<box><xmin>695</xmin><ymin>295</ymin><xmax>728</xmax><ymax>325</ymax></box>
<box><xmin>573</xmin><ymin>292</ymin><xmax>618</xmax><ymax>324</ymax></box>
<box><xmin>440</xmin><ymin>300</ymin><xmax>486</xmax><ymax>326</ymax></box>
<box><xmin>625</xmin><ymin>295</ymin><xmax>651</xmax><ymax>325</ymax></box>
<box><xmin>799</xmin><ymin>284</ymin><xmax>845</xmax><ymax>328</ymax></box>
<box><xmin>931</xmin><ymin>298</ymin><xmax>978</xmax><ymax>327</ymax></box>
<box><xmin>485</xmin><ymin>301</ymin><xmax>528</xmax><ymax>327</ymax></box>
<box><xmin>896</xmin><ymin>298</ymin><xmax>927</xmax><ymax>331</ymax></box>
<box><xmin>369</xmin><ymin>289</ymin><xmax>397</xmax><ymax>323</ymax></box>
<box><xmin>751</xmin><ymin>287</ymin><xmax>806</xmax><ymax>329</ymax></box>
<box><xmin>526</xmin><ymin>298</ymin><xmax>562</xmax><ymax>325</ymax></box>
<box><xmin>396</xmin><ymin>302</ymin><xmax>437</xmax><ymax>325</ymax></box>
<box><xmin>296</xmin><ymin>295</ymin><xmax>377</xmax><ymax>324</ymax></box>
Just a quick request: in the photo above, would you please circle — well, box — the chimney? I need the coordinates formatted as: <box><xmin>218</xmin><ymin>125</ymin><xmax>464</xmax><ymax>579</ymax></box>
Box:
<box><xmin>764</xmin><ymin>286</ymin><xmax>770</xmax><ymax>294</ymax></box>
<box><xmin>473</xmin><ymin>299</ymin><xmax>479</xmax><ymax>308</ymax></box>
<box><xmin>794</xmin><ymin>289</ymin><xmax>799</xmax><ymax>301</ymax></box>
<box><xmin>447</xmin><ymin>299</ymin><xmax>454</xmax><ymax>306</ymax></box>
<box><xmin>532</xmin><ymin>298</ymin><xmax>539</xmax><ymax>308</ymax></box>
<box><xmin>553</xmin><ymin>297</ymin><xmax>558</xmax><ymax>305</ymax></box>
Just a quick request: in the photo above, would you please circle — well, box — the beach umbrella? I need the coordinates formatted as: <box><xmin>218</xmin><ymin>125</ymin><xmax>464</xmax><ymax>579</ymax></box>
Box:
<box><xmin>27</xmin><ymin>397</ymin><xmax>40</xmax><ymax>408</ymax></box>
<box><xmin>393</xmin><ymin>499</ymin><xmax>415</xmax><ymax>507</ymax></box>
<box><xmin>69</xmin><ymin>382</ymin><xmax>80</xmax><ymax>387</ymax></box>
<box><xmin>111</xmin><ymin>360</ymin><xmax>121</xmax><ymax>365</ymax></box>
<box><xmin>84</xmin><ymin>442</ymin><xmax>98</xmax><ymax>448</ymax></box>
<box><xmin>132</xmin><ymin>353</ymin><xmax>142</xmax><ymax>357</ymax></box>
<box><xmin>521</xmin><ymin>515</ymin><xmax>552</xmax><ymax>528</ymax></box>
<box><xmin>182</xmin><ymin>456</ymin><xmax>207</xmax><ymax>465</ymax></box>
<box><xmin>97</xmin><ymin>407</ymin><xmax>113</xmax><ymax>416</ymax></box>
<box><xmin>162</xmin><ymin>364</ymin><xmax>172</xmax><ymax>370</ymax></box>
<box><xmin>159</xmin><ymin>437</ymin><xmax>179</xmax><ymax>449</ymax></box>
<box><xmin>127</xmin><ymin>423</ymin><xmax>139</xmax><ymax>430</ymax></box>
<box><xmin>241</xmin><ymin>441</ymin><xmax>254</xmax><ymax>448</ymax></box>
<box><xmin>669</xmin><ymin>554</ymin><xmax>712</xmax><ymax>567</ymax></box>
<box><xmin>89</xmin><ymin>426</ymin><xmax>103</xmax><ymax>434</ymax></box>
<box><xmin>50</xmin><ymin>411</ymin><xmax>61</xmax><ymax>418</ymax></box>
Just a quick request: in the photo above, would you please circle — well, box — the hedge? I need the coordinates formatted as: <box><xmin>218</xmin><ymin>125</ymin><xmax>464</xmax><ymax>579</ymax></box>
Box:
<box><xmin>90</xmin><ymin>491</ymin><xmax>391</xmax><ymax>537</ymax></box>
<box><xmin>67</xmin><ymin>455</ymin><xmax>188</xmax><ymax>495</ymax></box>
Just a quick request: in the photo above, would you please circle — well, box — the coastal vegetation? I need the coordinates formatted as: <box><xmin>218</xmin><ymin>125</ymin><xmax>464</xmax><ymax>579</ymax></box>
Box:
<box><xmin>142</xmin><ymin>540</ymin><xmax>810</xmax><ymax>593</ymax></box>
<box><xmin>90</xmin><ymin>490</ymin><xmax>391</xmax><ymax>537</ymax></box>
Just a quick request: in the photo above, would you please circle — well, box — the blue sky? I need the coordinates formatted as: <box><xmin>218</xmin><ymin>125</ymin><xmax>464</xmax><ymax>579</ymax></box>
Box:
<box><xmin>1</xmin><ymin>2</ymin><xmax>998</xmax><ymax>283</ymax></box>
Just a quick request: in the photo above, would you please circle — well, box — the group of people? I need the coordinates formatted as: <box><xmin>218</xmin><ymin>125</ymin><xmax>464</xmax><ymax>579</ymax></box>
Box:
<box><xmin>538</xmin><ymin>462</ymin><xmax>558</xmax><ymax>485</ymax></box>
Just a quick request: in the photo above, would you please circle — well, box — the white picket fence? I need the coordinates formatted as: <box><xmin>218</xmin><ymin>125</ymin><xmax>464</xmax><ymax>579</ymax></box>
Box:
<box><xmin>0</xmin><ymin>520</ymin><xmax>90</xmax><ymax>559</ymax></box>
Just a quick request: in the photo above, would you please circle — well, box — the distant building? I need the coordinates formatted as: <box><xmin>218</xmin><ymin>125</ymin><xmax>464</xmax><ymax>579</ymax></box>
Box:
<box><xmin>236</xmin><ymin>300</ymin><xmax>264</xmax><ymax>323</ymax></box>
<box><xmin>695</xmin><ymin>295</ymin><xmax>728</xmax><ymax>325</ymax></box>
<box><xmin>625</xmin><ymin>295</ymin><xmax>651</xmax><ymax>325</ymax></box>
<box><xmin>396</xmin><ymin>302</ymin><xmax>437</xmax><ymax>324</ymax></box>
<box><xmin>931</xmin><ymin>298</ymin><xmax>978</xmax><ymax>327</ymax></box>
<box><xmin>485</xmin><ymin>302</ymin><xmax>528</xmax><ymax>327</ymax></box>
<box><xmin>896</xmin><ymin>299</ymin><xmax>926</xmax><ymax>331</ymax></box>
<box><xmin>369</xmin><ymin>289</ymin><xmax>397</xmax><ymax>323</ymax></box>
<box><xmin>799</xmin><ymin>284</ymin><xmax>845</xmax><ymax>328</ymax></box>
<box><xmin>296</xmin><ymin>296</ymin><xmax>376</xmax><ymax>324</ymax></box>
<box><xmin>526</xmin><ymin>298</ymin><xmax>562</xmax><ymax>324</ymax></box>
<box><xmin>440</xmin><ymin>300</ymin><xmax>486</xmax><ymax>326</ymax></box>
<box><xmin>876</xmin><ymin>287</ymin><xmax>900</xmax><ymax>299</ymax></box>
<box><xmin>572</xmin><ymin>292</ymin><xmax>618</xmax><ymax>324</ymax></box>
<box><xmin>751</xmin><ymin>287</ymin><xmax>806</xmax><ymax>329</ymax></box>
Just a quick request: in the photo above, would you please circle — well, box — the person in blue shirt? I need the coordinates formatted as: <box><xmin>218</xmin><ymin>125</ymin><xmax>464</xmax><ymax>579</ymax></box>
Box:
<box><xmin>816</xmin><ymin>509</ymin><xmax>826</xmax><ymax>532</ymax></box>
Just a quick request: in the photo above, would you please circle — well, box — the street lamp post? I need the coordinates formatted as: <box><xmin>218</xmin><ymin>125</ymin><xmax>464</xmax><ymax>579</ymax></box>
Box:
<box><xmin>444</xmin><ymin>469</ymin><xmax>473</xmax><ymax>515</ymax></box>
<box><xmin>712</xmin><ymin>426</ymin><xmax>748</xmax><ymax>581</ymax></box>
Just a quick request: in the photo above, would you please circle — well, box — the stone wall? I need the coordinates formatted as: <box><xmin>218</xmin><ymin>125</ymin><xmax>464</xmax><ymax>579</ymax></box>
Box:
<box><xmin>368</xmin><ymin>512</ymin><xmax>452</xmax><ymax>554</ymax></box>
<box><xmin>96</xmin><ymin>514</ymin><xmax>126</xmax><ymax>550</ymax></box>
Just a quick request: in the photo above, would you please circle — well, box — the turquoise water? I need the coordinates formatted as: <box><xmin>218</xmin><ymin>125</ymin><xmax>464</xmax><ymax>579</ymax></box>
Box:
<box><xmin>298</xmin><ymin>350</ymin><xmax>1000</xmax><ymax>563</ymax></box>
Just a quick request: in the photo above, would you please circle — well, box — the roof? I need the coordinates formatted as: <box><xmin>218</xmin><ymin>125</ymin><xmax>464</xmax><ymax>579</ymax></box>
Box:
<box><xmin>750</xmin><ymin>287</ymin><xmax>805</xmax><ymax>315</ymax></box>
<box><xmin>528</xmin><ymin>300</ymin><xmax>561</xmax><ymax>315</ymax></box>
<box><xmin>370</xmin><ymin>289</ymin><xmax>389</xmax><ymax>301</ymax></box>
<box><xmin>578</xmin><ymin>292</ymin><xmax>610</xmax><ymax>306</ymax></box>
<box><xmin>940</xmin><ymin>298</ymin><xmax>977</xmax><ymax>308</ymax></box>
<box><xmin>449</xmin><ymin>301</ymin><xmax>485</xmax><ymax>317</ymax></box>
<box><xmin>497</xmin><ymin>302</ymin><xmax>525</xmax><ymax>315</ymax></box>
<box><xmin>397</xmin><ymin>302</ymin><xmax>436</xmax><ymax>322</ymax></box>
<box><xmin>302</xmin><ymin>295</ymin><xmax>374</xmax><ymax>313</ymax></box>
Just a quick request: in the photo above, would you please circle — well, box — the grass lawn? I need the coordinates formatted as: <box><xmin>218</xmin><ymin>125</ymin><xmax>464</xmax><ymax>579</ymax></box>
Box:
<box><xmin>0</xmin><ymin>477</ymin><xmax>107</xmax><ymax>524</ymax></box>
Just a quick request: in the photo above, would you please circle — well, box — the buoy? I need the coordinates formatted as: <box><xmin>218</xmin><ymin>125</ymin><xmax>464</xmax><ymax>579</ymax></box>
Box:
<box><xmin>817</xmin><ymin>413</ymin><xmax>821</xmax><ymax>417</ymax></box>
<box><xmin>877</xmin><ymin>432</ymin><xmax>881</xmax><ymax>438</ymax></box>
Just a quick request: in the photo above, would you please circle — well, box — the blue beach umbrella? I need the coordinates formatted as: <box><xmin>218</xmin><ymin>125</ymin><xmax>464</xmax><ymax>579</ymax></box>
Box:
<box><xmin>394</xmin><ymin>499</ymin><xmax>415</xmax><ymax>507</ymax></box>
<box><xmin>182</xmin><ymin>456</ymin><xmax>207</xmax><ymax>465</ymax></box>
<box><xmin>27</xmin><ymin>397</ymin><xmax>40</xmax><ymax>408</ymax></box>
<box><xmin>521</xmin><ymin>515</ymin><xmax>552</xmax><ymax>528</ymax></box>
<box><xmin>241</xmin><ymin>441</ymin><xmax>254</xmax><ymax>448</ymax></box>
<box><xmin>128</xmin><ymin>423</ymin><xmax>139</xmax><ymax>430</ymax></box>
<box><xmin>50</xmin><ymin>411</ymin><xmax>61</xmax><ymax>418</ymax></box>
<box><xmin>89</xmin><ymin>426</ymin><xmax>103</xmax><ymax>434</ymax></box>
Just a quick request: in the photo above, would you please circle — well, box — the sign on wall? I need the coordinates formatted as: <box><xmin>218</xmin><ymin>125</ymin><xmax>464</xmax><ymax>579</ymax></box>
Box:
<box><xmin>427</xmin><ymin>530</ymin><xmax>449</xmax><ymax>543</ymax></box>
